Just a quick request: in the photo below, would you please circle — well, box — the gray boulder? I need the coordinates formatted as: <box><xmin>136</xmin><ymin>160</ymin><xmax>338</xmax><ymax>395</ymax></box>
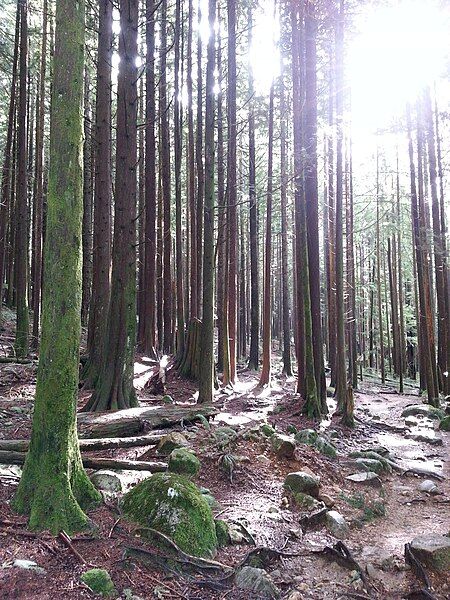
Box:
<box><xmin>284</xmin><ymin>471</ymin><xmax>320</xmax><ymax>497</ymax></box>
<box><xmin>326</xmin><ymin>510</ymin><xmax>349</xmax><ymax>539</ymax></box>
<box><xmin>270</xmin><ymin>433</ymin><xmax>296</xmax><ymax>458</ymax></box>
<box><xmin>235</xmin><ymin>566</ymin><xmax>280</xmax><ymax>598</ymax></box>
<box><xmin>90</xmin><ymin>470</ymin><xmax>123</xmax><ymax>493</ymax></box>
<box><xmin>157</xmin><ymin>432</ymin><xmax>189</xmax><ymax>456</ymax></box>
<box><xmin>410</xmin><ymin>534</ymin><xmax>450</xmax><ymax>572</ymax></box>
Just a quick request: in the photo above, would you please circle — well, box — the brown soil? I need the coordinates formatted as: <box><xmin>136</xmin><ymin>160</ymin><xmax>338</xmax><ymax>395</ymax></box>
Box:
<box><xmin>1</xmin><ymin>316</ymin><xmax>449</xmax><ymax>599</ymax></box>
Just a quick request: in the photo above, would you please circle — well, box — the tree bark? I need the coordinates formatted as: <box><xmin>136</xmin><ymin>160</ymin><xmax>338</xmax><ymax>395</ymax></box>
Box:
<box><xmin>12</xmin><ymin>0</ymin><xmax>102</xmax><ymax>533</ymax></box>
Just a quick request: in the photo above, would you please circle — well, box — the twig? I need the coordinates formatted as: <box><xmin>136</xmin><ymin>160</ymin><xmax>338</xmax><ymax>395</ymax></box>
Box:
<box><xmin>57</xmin><ymin>530</ymin><xmax>89</xmax><ymax>565</ymax></box>
<box><xmin>108</xmin><ymin>517</ymin><xmax>121</xmax><ymax>539</ymax></box>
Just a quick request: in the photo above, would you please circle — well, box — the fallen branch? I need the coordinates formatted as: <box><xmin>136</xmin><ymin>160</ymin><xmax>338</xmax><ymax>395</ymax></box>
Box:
<box><xmin>404</xmin><ymin>543</ymin><xmax>434</xmax><ymax>594</ymax></box>
<box><xmin>0</xmin><ymin>432</ymin><xmax>165</xmax><ymax>453</ymax></box>
<box><xmin>315</xmin><ymin>541</ymin><xmax>371</xmax><ymax>590</ymax></box>
<box><xmin>58</xmin><ymin>531</ymin><xmax>88</xmax><ymax>565</ymax></box>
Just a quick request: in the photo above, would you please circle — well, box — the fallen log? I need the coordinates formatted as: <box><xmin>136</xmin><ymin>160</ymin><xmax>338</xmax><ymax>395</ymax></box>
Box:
<box><xmin>0</xmin><ymin>450</ymin><xmax>167</xmax><ymax>472</ymax></box>
<box><xmin>77</xmin><ymin>403</ymin><xmax>219</xmax><ymax>438</ymax></box>
<box><xmin>0</xmin><ymin>431</ymin><xmax>165</xmax><ymax>453</ymax></box>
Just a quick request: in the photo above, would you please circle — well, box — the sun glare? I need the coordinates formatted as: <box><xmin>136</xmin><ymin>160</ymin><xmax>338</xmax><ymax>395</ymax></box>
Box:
<box><xmin>249</xmin><ymin>0</ymin><xmax>280</xmax><ymax>95</ymax></box>
<box><xmin>348</xmin><ymin>0</ymin><xmax>449</xmax><ymax>133</ymax></box>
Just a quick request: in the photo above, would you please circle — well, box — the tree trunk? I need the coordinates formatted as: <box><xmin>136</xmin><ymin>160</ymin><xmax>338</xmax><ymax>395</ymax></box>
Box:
<box><xmin>14</xmin><ymin>0</ymin><xmax>29</xmax><ymax>359</ymax></box>
<box><xmin>259</xmin><ymin>86</ymin><xmax>274</xmax><ymax>387</ymax></box>
<box><xmin>198</xmin><ymin>0</ymin><xmax>216</xmax><ymax>404</ymax></box>
<box><xmin>12</xmin><ymin>0</ymin><xmax>102</xmax><ymax>533</ymax></box>
<box><xmin>83</xmin><ymin>0</ymin><xmax>112</xmax><ymax>387</ymax></box>
<box><xmin>376</xmin><ymin>150</ymin><xmax>385</xmax><ymax>384</ymax></box>
<box><xmin>85</xmin><ymin>0</ymin><xmax>139</xmax><ymax>412</ymax></box>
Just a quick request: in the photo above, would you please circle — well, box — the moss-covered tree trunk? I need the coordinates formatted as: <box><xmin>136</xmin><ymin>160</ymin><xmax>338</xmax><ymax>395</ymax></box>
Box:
<box><xmin>84</xmin><ymin>0</ymin><xmax>139</xmax><ymax>412</ymax></box>
<box><xmin>12</xmin><ymin>0</ymin><xmax>101</xmax><ymax>533</ymax></box>
<box><xmin>198</xmin><ymin>0</ymin><xmax>216</xmax><ymax>404</ymax></box>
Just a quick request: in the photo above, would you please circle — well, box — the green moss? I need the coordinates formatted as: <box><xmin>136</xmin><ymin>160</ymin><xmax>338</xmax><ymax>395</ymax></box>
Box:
<box><xmin>292</xmin><ymin>492</ymin><xmax>322</xmax><ymax>510</ymax></box>
<box><xmin>168</xmin><ymin>448</ymin><xmax>201</xmax><ymax>477</ymax></box>
<box><xmin>439</xmin><ymin>415</ymin><xmax>450</xmax><ymax>431</ymax></box>
<box><xmin>215</xmin><ymin>519</ymin><xmax>230</xmax><ymax>547</ymax></box>
<box><xmin>260</xmin><ymin>423</ymin><xmax>275</xmax><ymax>437</ymax></box>
<box><xmin>81</xmin><ymin>569</ymin><xmax>116</xmax><ymax>597</ymax></box>
<box><xmin>122</xmin><ymin>473</ymin><xmax>217</xmax><ymax>558</ymax></box>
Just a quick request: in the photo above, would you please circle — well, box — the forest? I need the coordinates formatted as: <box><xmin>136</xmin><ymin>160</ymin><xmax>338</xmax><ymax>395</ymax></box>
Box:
<box><xmin>0</xmin><ymin>0</ymin><xmax>449</xmax><ymax>598</ymax></box>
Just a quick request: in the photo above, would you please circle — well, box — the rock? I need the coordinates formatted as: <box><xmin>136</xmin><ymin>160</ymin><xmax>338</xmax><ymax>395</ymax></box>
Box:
<box><xmin>406</xmin><ymin>431</ymin><xmax>443</xmax><ymax>446</ymax></box>
<box><xmin>326</xmin><ymin>387</ymin><xmax>335</xmax><ymax>398</ymax></box>
<box><xmin>291</xmin><ymin>492</ymin><xmax>323</xmax><ymax>511</ymax></box>
<box><xmin>319</xmin><ymin>493</ymin><xmax>335</xmax><ymax>508</ymax></box>
<box><xmin>123</xmin><ymin>589</ymin><xmax>144</xmax><ymax>600</ymax></box>
<box><xmin>256</xmin><ymin>454</ymin><xmax>270</xmax><ymax>464</ymax></box>
<box><xmin>90</xmin><ymin>470</ymin><xmax>123</xmax><ymax>493</ymax></box>
<box><xmin>286</xmin><ymin>424</ymin><xmax>298</xmax><ymax>435</ymax></box>
<box><xmin>439</xmin><ymin>415</ymin><xmax>450</xmax><ymax>431</ymax></box>
<box><xmin>168</xmin><ymin>448</ymin><xmax>200</xmax><ymax>477</ymax></box>
<box><xmin>294</xmin><ymin>428</ymin><xmax>318</xmax><ymax>445</ymax></box>
<box><xmin>286</xmin><ymin>592</ymin><xmax>304</xmax><ymax>600</ymax></box>
<box><xmin>80</xmin><ymin>569</ymin><xmax>116</xmax><ymax>597</ymax></box>
<box><xmin>405</xmin><ymin>416</ymin><xmax>418</xmax><ymax>426</ymax></box>
<box><xmin>235</xmin><ymin>566</ymin><xmax>280</xmax><ymax>598</ymax></box>
<box><xmin>410</xmin><ymin>534</ymin><xmax>450</xmax><ymax>572</ymax></box>
<box><xmin>12</xmin><ymin>559</ymin><xmax>45</xmax><ymax>574</ymax></box>
<box><xmin>213</xmin><ymin>426</ymin><xmax>238</xmax><ymax>446</ymax></box>
<box><xmin>326</xmin><ymin>511</ymin><xmax>349</xmax><ymax>539</ymax></box>
<box><xmin>401</xmin><ymin>404</ymin><xmax>444</xmax><ymax>420</ymax></box>
<box><xmin>295</xmin><ymin>429</ymin><xmax>337</xmax><ymax>458</ymax></box>
<box><xmin>285</xmin><ymin>471</ymin><xmax>320</xmax><ymax>497</ymax></box>
<box><xmin>162</xmin><ymin>394</ymin><xmax>174</xmax><ymax>404</ymax></box>
<box><xmin>349</xmin><ymin>450</ymin><xmax>391</xmax><ymax>472</ymax></box>
<box><xmin>271</xmin><ymin>433</ymin><xmax>296</xmax><ymax>458</ymax></box>
<box><xmin>215</xmin><ymin>519</ymin><xmax>230</xmax><ymax>547</ymax></box>
<box><xmin>353</xmin><ymin>457</ymin><xmax>384</xmax><ymax>474</ymax></box>
<box><xmin>228</xmin><ymin>522</ymin><xmax>254</xmax><ymax>544</ymax></box>
<box><xmin>346</xmin><ymin>472</ymin><xmax>381</xmax><ymax>487</ymax></box>
<box><xmin>122</xmin><ymin>472</ymin><xmax>217</xmax><ymax>557</ymax></box>
<box><xmin>157</xmin><ymin>432</ymin><xmax>188</xmax><ymax>456</ymax></box>
<box><xmin>365</xmin><ymin>563</ymin><xmax>379</xmax><ymax>579</ymax></box>
<box><xmin>260</xmin><ymin>423</ymin><xmax>276</xmax><ymax>437</ymax></box>
<box><xmin>418</xmin><ymin>479</ymin><xmax>439</xmax><ymax>495</ymax></box>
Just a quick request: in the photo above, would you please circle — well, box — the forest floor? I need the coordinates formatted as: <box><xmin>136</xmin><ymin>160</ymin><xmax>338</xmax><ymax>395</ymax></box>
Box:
<box><xmin>0</xmin><ymin>314</ymin><xmax>449</xmax><ymax>599</ymax></box>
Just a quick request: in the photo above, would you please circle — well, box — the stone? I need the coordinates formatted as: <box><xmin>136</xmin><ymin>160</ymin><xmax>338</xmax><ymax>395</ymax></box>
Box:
<box><xmin>349</xmin><ymin>450</ymin><xmax>392</xmax><ymax>472</ymax></box>
<box><xmin>213</xmin><ymin>426</ymin><xmax>238</xmax><ymax>447</ymax></box>
<box><xmin>256</xmin><ymin>454</ymin><xmax>270</xmax><ymax>464</ymax></box>
<box><xmin>286</xmin><ymin>592</ymin><xmax>305</xmax><ymax>600</ymax></box>
<box><xmin>157</xmin><ymin>432</ymin><xmax>188</xmax><ymax>456</ymax></box>
<box><xmin>123</xmin><ymin>589</ymin><xmax>144</xmax><ymax>600</ymax></box>
<box><xmin>319</xmin><ymin>493</ymin><xmax>335</xmax><ymax>508</ymax></box>
<box><xmin>284</xmin><ymin>471</ymin><xmax>320</xmax><ymax>498</ymax></box>
<box><xmin>326</xmin><ymin>387</ymin><xmax>335</xmax><ymax>398</ymax></box>
<box><xmin>346</xmin><ymin>472</ymin><xmax>381</xmax><ymax>487</ymax></box>
<box><xmin>122</xmin><ymin>472</ymin><xmax>217</xmax><ymax>558</ymax></box>
<box><xmin>80</xmin><ymin>569</ymin><xmax>116</xmax><ymax>597</ymax></box>
<box><xmin>286</xmin><ymin>424</ymin><xmax>298</xmax><ymax>435</ymax></box>
<box><xmin>295</xmin><ymin>429</ymin><xmax>337</xmax><ymax>458</ymax></box>
<box><xmin>326</xmin><ymin>511</ymin><xmax>349</xmax><ymax>539</ymax></box>
<box><xmin>161</xmin><ymin>395</ymin><xmax>174</xmax><ymax>404</ymax></box>
<box><xmin>410</xmin><ymin>534</ymin><xmax>450</xmax><ymax>572</ymax></box>
<box><xmin>401</xmin><ymin>404</ymin><xmax>444</xmax><ymax>420</ymax></box>
<box><xmin>353</xmin><ymin>458</ymin><xmax>384</xmax><ymax>474</ymax></box>
<box><xmin>365</xmin><ymin>563</ymin><xmax>379</xmax><ymax>579</ymax></box>
<box><xmin>406</xmin><ymin>431</ymin><xmax>443</xmax><ymax>446</ymax></box>
<box><xmin>418</xmin><ymin>480</ymin><xmax>439</xmax><ymax>495</ymax></box>
<box><xmin>260</xmin><ymin>423</ymin><xmax>276</xmax><ymax>437</ymax></box>
<box><xmin>12</xmin><ymin>559</ymin><xmax>45</xmax><ymax>574</ymax></box>
<box><xmin>291</xmin><ymin>493</ymin><xmax>323</xmax><ymax>511</ymax></box>
<box><xmin>439</xmin><ymin>415</ymin><xmax>450</xmax><ymax>431</ymax></box>
<box><xmin>215</xmin><ymin>519</ymin><xmax>230</xmax><ymax>547</ymax></box>
<box><xmin>168</xmin><ymin>448</ymin><xmax>200</xmax><ymax>477</ymax></box>
<box><xmin>90</xmin><ymin>470</ymin><xmax>123</xmax><ymax>493</ymax></box>
<box><xmin>270</xmin><ymin>433</ymin><xmax>296</xmax><ymax>458</ymax></box>
<box><xmin>235</xmin><ymin>566</ymin><xmax>280</xmax><ymax>598</ymax></box>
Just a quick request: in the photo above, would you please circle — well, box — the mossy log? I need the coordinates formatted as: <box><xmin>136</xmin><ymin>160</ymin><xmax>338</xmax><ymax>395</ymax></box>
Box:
<box><xmin>176</xmin><ymin>318</ymin><xmax>202</xmax><ymax>380</ymax></box>
<box><xmin>0</xmin><ymin>450</ymin><xmax>167</xmax><ymax>472</ymax></box>
<box><xmin>0</xmin><ymin>432</ymin><xmax>164</xmax><ymax>453</ymax></box>
<box><xmin>77</xmin><ymin>403</ymin><xmax>218</xmax><ymax>437</ymax></box>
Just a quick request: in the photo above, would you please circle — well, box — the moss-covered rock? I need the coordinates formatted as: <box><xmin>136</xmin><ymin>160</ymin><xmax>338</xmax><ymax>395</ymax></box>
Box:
<box><xmin>401</xmin><ymin>404</ymin><xmax>444</xmax><ymax>420</ymax></box>
<box><xmin>213</xmin><ymin>426</ymin><xmax>238</xmax><ymax>447</ymax></box>
<box><xmin>168</xmin><ymin>448</ymin><xmax>201</xmax><ymax>477</ymax></box>
<box><xmin>162</xmin><ymin>395</ymin><xmax>174</xmax><ymax>404</ymax></box>
<box><xmin>439</xmin><ymin>415</ymin><xmax>450</xmax><ymax>431</ymax></box>
<box><xmin>157</xmin><ymin>432</ymin><xmax>188</xmax><ymax>456</ymax></box>
<box><xmin>354</xmin><ymin>457</ymin><xmax>384</xmax><ymax>474</ymax></box>
<box><xmin>215</xmin><ymin>519</ymin><xmax>230</xmax><ymax>547</ymax></box>
<box><xmin>295</xmin><ymin>429</ymin><xmax>337</xmax><ymax>458</ymax></box>
<box><xmin>260</xmin><ymin>423</ymin><xmax>276</xmax><ymax>437</ymax></box>
<box><xmin>80</xmin><ymin>569</ymin><xmax>116</xmax><ymax>597</ymax></box>
<box><xmin>122</xmin><ymin>473</ymin><xmax>217</xmax><ymax>558</ymax></box>
<box><xmin>292</xmin><ymin>492</ymin><xmax>322</xmax><ymax>511</ymax></box>
<box><xmin>284</xmin><ymin>471</ymin><xmax>320</xmax><ymax>498</ymax></box>
<box><xmin>270</xmin><ymin>433</ymin><xmax>296</xmax><ymax>458</ymax></box>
